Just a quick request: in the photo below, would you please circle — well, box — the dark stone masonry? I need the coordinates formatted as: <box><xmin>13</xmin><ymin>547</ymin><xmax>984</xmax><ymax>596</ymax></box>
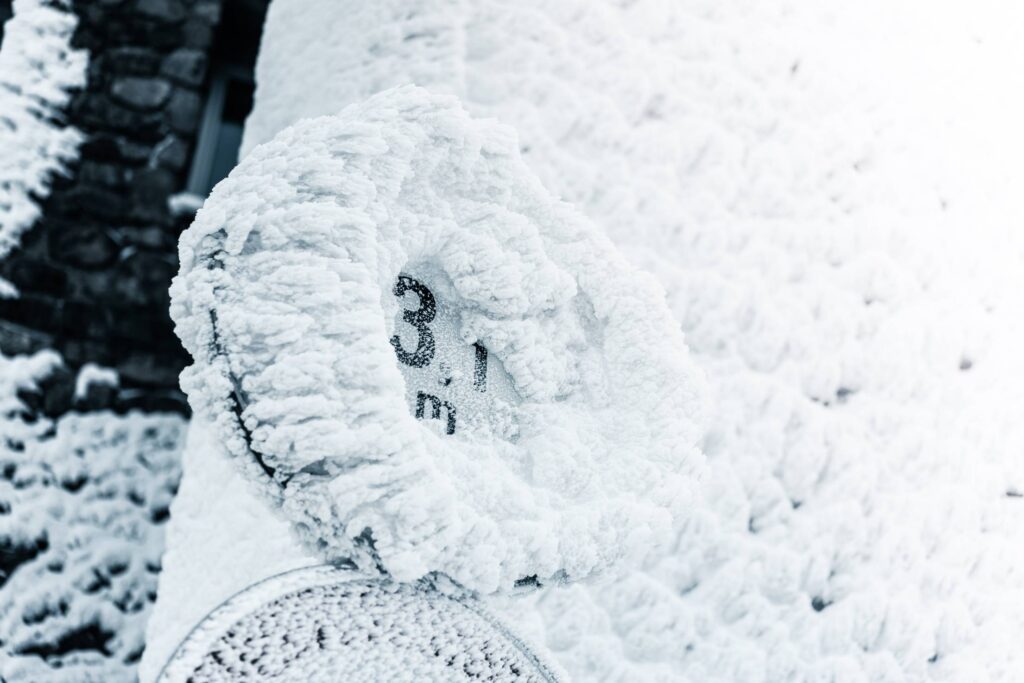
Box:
<box><xmin>0</xmin><ymin>3</ymin><xmax>263</xmax><ymax>680</ymax></box>
<box><xmin>0</xmin><ymin>0</ymin><xmax>227</xmax><ymax>415</ymax></box>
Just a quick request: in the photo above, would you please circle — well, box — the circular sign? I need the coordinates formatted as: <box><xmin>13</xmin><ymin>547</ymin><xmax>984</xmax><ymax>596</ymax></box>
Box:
<box><xmin>390</xmin><ymin>270</ymin><xmax>521</xmax><ymax>441</ymax></box>
<box><xmin>157</xmin><ymin>565</ymin><xmax>559</xmax><ymax>682</ymax></box>
<box><xmin>171</xmin><ymin>85</ymin><xmax>706</xmax><ymax>592</ymax></box>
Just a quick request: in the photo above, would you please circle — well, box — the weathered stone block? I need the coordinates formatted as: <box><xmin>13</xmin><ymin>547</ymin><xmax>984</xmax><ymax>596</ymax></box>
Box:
<box><xmin>70</xmin><ymin>93</ymin><xmax>116</xmax><ymax>129</ymax></box>
<box><xmin>78</xmin><ymin>161</ymin><xmax>126</xmax><ymax>188</ymax></box>
<box><xmin>60</xmin><ymin>301</ymin><xmax>113</xmax><ymax>340</ymax></box>
<box><xmin>54</xmin><ymin>186</ymin><xmax>125</xmax><ymax>222</ymax></box>
<box><xmin>60</xmin><ymin>338</ymin><xmax>116</xmax><ymax>368</ymax></box>
<box><xmin>66</xmin><ymin>268</ymin><xmax>117</xmax><ymax>305</ymax></box>
<box><xmin>2</xmin><ymin>259</ymin><xmax>68</xmax><ymax>298</ymax></box>
<box><xmin>79</xmin><ymin>135</ymin><xmax>123</xmax><ymax>164</ymax></box>
<box><xmin>75</xmin><ymin>379</ymin><xmax>118</xmax><ymax>412</ymax></box>
<box><xmin>182</xmin><ymin>18</ymin><xmax>214</xmax><ymax>49</ymax></box>
<box><xmin>136</xmin><ymin>0</ymin><xmax>186</xmax><ymax>23</ymax></box>
<box><xmin>103</xmin><ymin>100</ymin><xmax>164</xmax><ymax>139</ymax></box>
<box><xmin>11</xmin><ymin>223</ymin><xmax>46</xmax><ymax>253</ymax></box>
<box><xmin>161</xmin><ymin>49</ymin><xmax>207</xmax><ymax>87</ymax></box>
<box><xmin>115</xmin><ymin>136</ymin><xmax>151</xmax><ymax>163</ymax></box>
<box><xmin>151</xmin><ymin>135</ymin><xmax>188</xmax><ymax>170</ymax></box>
<box><xmin>114</xmin><ymin>251</ymin><xmax>176</xmax><ymax>307</ymax></box>
<box><xmin>0</xmin><ymin>321</ymin><xmax>55</xmax><ymax>357</ymax></box>
<box><xmin>106</xmin><ymin>47</ymin><xmax>160</xmax><ymax>76</ymax></box>
<box><xmin>166</xmin><ymin>88</ymin><xmax>202</xmax><ymax>133</ymax></box>
<box><xmin>193</xmin><ymin>0</ymin><xmax>221</xmax><ymax>25</ymax></box>
<box><xmin>129</xmin><ymin>168</ymin><xmax>178</xmax><ymax>224</ymax></box>
<box><xmin>116</xmin><ymin>352</ymin><xmax>183</xmax><ymax>388</ymax></box>
<box><xmin>110</xmin><ymin>77</ymin><xmax>172</xmax><ymax>111</ymax></box>
<box><xmin>0</xmin><ymin>296</ymin><xmax>62</xmax><ymax>333</ymax></box>
<box><xmin>51</xmin><ymin>226</ymin><xmax>120</xmax><ymax>269</ymax></box>
<box><xmin>110</xmin><ymin>226</ymin><xmax>174</xmax><ymax>250</ymax></box>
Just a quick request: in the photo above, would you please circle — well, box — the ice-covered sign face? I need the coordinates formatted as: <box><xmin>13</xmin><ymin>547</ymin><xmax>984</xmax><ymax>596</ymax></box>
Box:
<box><xmin>158</xmin><ymin>566</ymin><xmax>559</xmax><ymax>683</ymax></box>
<box><xmin>170</xmin><ymin>87</ymin><xmax>706</xmax><ymax>593</ymax></box>
<box><xmin>390</xmin><ymin>273</ymin><xmax>520</xmax><ymax>441</ymax></box>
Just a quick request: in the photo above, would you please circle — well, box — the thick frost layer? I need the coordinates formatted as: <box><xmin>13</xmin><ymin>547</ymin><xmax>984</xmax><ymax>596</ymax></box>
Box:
<box><xmin>170</xmin><ymin>86</ymin><xmax>705</xmax><ymax>593</ymax></box>
<box><xmin>158</xmin><ymin>565</ymin><xmax>560</xmax><ymax>682</ymax></box>
<box><xmin>220</xmin><ymin>1</ymin><xmax>1024</xmax><ymax>680</ymax></box>
<box><xmin>0</xmin><ymin>0</ymin><xmax>86</xmax><ymax>263</ymax></box>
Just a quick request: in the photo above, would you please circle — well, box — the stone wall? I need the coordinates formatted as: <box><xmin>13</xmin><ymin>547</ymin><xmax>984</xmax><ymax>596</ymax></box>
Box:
<box><xmin>0</xmin><ymin>0</ymin><xmax>225</xmax><ymax>415</ymax></box>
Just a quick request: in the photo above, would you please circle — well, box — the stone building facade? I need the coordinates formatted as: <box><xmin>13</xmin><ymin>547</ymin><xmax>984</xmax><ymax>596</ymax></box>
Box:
<box><xmin>0</xmin><ymin>2</ymin><xmax>266</xmax><ymax>679</ymax></box>
<box><xmin>0</xmin><ymin>0</ymin><xmax>266</xmax><ymax>416</ymax></box>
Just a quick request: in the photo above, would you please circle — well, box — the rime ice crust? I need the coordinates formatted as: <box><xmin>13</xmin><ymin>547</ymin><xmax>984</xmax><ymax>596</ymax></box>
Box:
<box><xmin>170</xmin><ymin>86</ymin><xmax>706</xmax><ymax>593</ymax></box>
<box><xmin>157</xmin><ymin>565</ymin><xmax>561</xmax><ymax>682</ymax></box>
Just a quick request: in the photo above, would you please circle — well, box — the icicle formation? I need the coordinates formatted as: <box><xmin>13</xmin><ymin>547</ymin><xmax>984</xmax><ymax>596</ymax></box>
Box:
<box><xmin>0</xmin><ymin>0</ymin><xmax>87</xmax><ymax>263</ymax></box>
<box><xmin>170</xmin><ymin>86</ymin><xmax>706</xmax><ymax>593</ymax></box>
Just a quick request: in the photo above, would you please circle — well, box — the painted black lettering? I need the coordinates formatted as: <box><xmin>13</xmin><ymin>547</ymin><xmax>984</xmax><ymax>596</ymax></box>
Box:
<box><xmin>416</xmin><ymin>391</ymin><xmax>457</xmax><ymax>435</ymax></box>
<box><xmin>472</xmin><ymin>342</ymin><xmax>488</xmax><ymax>392</ymax></box>
<box><xmin>390</xmin><ymin>275</ymin><xmax>436</xmax><ymax>368</ymax></box>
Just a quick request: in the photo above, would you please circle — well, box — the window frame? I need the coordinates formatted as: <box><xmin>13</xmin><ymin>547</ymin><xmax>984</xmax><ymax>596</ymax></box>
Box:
<box><xmin>185</xmin><ymin>62</ymin><xmax>253</xmax><ymax>197</ymax></box>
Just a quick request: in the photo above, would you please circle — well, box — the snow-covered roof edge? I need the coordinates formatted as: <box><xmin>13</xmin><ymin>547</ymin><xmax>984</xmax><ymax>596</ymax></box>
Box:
<box><xmin>0</xmin><ymin>0</ymin><xmax>88</xmax><ymax>273</ymax></box>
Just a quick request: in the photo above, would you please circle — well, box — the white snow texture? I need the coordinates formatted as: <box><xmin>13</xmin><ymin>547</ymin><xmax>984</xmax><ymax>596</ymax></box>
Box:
<box><xmin>150</xmin><ymin>0</ymin><xmax>1024</xmax><ymax>681</ymax></box>
<box><xmin>0</xmin><ymin>353</ymin><xmax>186</xmax><ymax>683</ymax></box>
<box><xmin>157</xmin><ymin>565</ymin><xmax>560</xmax><ymax>682</ymax></box>
<box><xmin>0</xmin><ymin>0</ymin><xmax>86</xmax><ymax>264</ymax></box>
<box><xmin>170</xmin><ymin>86</ymin><xmax>706</xmax><ymax>594</ymax></box>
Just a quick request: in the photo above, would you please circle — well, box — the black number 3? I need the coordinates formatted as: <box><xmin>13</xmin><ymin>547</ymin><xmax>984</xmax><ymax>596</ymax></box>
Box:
<box><xmin>391</xmin><ymin>275</ymin><xmax>436</xmax><ymax>368</ymax></box>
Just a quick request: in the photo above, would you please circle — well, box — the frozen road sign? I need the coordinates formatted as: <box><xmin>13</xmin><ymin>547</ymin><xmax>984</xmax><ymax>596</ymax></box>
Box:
<box><xmin>171</xmin><ymin>87</ymin><xmax>705</xmax><ymax>591</ymax></box>
<box><xmin>390</xmin><ymin>272</ymin><xmax>520</xmax><ymax>441</ymax></box>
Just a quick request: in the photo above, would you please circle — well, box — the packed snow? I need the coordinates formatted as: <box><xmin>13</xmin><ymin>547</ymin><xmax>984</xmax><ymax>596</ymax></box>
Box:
<box><xmin>157</xmin><ymin>565</ymin><xmax>562</xmax><ymax>682</ymax></box>
<box><xmin>145</xmin><ymin>0</ymin><xmax>1024</xmax><ymax>681</ymax></box>
<box><xmin>170</xmin><ymin>86</ymin><xmax>707</xmax><ymax>594</ymax></box>
<box><xmin>0</xmin><ymin>0</ymin><xmax>86</xmax><ymax>268</ymax></box>
<box><xmin>0</xmin><ymin>353</ymin><xmax>186</xmax><ymax>683</ymax></box>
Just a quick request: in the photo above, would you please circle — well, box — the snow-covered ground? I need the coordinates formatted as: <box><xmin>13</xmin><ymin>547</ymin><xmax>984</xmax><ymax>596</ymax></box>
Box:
<box><xmin>0</xmin><ymin>353</ymin><xmax>186</xmax><ymax>683</ymax></box>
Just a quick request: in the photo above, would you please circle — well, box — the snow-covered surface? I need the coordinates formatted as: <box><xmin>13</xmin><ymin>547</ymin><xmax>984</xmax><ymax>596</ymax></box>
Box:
<box><xmin>139</xmin><ymin>417</ymin><xmax>317</xmax><ymax>683</ymax></box>
<box><xmin>142</xmin><ymin>1</ymin><xmax>1024</xmax><ymax>681</ymax></box>
<box><xmin>167</xmin><ymin>192</ymin><xmax>205</xmax><ymax>217</ymax></box>
<box><xmin>0</xmin><ymin>353</ymin><xmax>186</xmax><ymax>683</ymax></box>
<box><xmin>0</xmin><ymin>0</ymin><xmax>87</xmax><ymax>263</ymax></box>
<box><xmin>157</xmin><ymin>564</ymin><xmax>562</xmax><ymax>682</ymax></box>
<box><xmin>170</xmin><ymin>86</ymin><xmax>706</xmax><ymax>594</ymax></box>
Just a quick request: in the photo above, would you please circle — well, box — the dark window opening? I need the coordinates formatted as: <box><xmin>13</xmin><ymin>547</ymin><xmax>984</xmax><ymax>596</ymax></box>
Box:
<box><xmin>0</xmin><ymin>1</ymin><xmax>14</xmax><ymax>42</ymax></box>
<box><xmin>207</xmin><ymin>77</ymin><xmax>252</xmax><ymax>188</ymax></box>
<box><xmin>186</xmin><ymin>67</ymin><xmax>255</xmax><ymax>196</ymax></box>
<box><xmin>185</xmin><ymin>0</ymin><xmax>268</xmax><ymax>197</ymax></box>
